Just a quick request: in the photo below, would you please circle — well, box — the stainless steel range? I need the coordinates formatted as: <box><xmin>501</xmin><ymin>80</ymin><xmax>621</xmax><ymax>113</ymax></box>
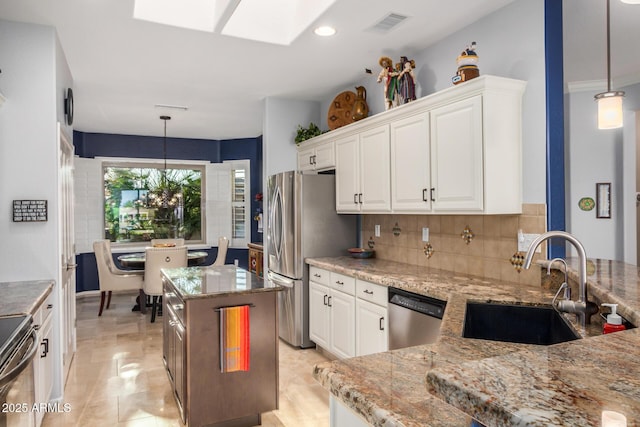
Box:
<box><xmin>0</xmin><ymin>315</ymin><xmax>37</xmax><ymax>427</ymax></box>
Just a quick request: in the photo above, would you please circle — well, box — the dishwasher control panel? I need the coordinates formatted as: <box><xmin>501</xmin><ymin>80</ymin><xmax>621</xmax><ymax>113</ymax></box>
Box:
<box><xmin>389</xmin><ymin>289</ymin><xmax>446</xmax><ymax>319</ymax></box>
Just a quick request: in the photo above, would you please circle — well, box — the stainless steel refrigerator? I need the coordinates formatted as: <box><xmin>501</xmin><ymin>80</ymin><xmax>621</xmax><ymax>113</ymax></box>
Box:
<box><xmin>267</xmin><ymin>171</ymin><xmax>356</xmax><ymax>348</ymax></box>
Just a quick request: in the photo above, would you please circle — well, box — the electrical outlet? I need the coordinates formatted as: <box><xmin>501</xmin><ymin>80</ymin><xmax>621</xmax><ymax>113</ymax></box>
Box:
<box><xmin>422</xmin><ymin>227</ymin><xmax>429</xmax><ymax>242</ymax></box>
<box><xmin>375</xmin><ymin>224</ymin><xmax>380</xmax><ymax>237</ymax></box>
<box><xmin>518</xmin><ymin>232</ymin><xmax>541</xmax><ymax>253</ymax></box>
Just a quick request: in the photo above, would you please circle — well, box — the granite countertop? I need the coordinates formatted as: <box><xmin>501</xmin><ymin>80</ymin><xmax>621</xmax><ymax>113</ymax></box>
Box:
<box><xmin>0</xmin><ymin>280</ymin><xmax>55</xmax><ymax>317</ymax></box>
<box><xmin>308</xmin><ymin>256</ymin><xmax>640</xmax><ymax>426</ymax></box>
<box><xmin>161</xmin><ymin>265</ymin><xmax>281</xmax><ymax>300</ymax></box>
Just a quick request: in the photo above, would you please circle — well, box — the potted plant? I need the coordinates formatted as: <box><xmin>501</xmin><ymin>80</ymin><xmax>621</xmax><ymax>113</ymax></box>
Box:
<box><xmin>295</xmin><ymin>122</ymin><xmax>323</xmax><ymax>145</ymax></box>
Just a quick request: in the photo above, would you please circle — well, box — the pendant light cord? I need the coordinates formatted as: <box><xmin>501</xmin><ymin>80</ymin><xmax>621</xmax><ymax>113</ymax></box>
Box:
<box><xmin>160</xmin><ymin>115</ymin><xmax>171</xmax><ymax>185</ymax></box>
<box><xmin>606</xmin><ymin>0</ymin><xmax>612</xmax><ymax>93</ymax></box>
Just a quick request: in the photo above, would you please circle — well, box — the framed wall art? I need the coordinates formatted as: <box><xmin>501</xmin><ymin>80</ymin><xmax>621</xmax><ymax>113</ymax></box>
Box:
<box><xmin>596</xmin><ymin>183</ymin><xmax>611</xmax><ymax>219</ymax></box>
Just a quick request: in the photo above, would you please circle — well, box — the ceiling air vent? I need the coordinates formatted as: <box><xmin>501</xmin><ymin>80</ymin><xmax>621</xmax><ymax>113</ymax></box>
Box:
<box><xmin>368</xmin><ymin>13</ymin><xmax>408</xmax><ymax>33</ymax></box>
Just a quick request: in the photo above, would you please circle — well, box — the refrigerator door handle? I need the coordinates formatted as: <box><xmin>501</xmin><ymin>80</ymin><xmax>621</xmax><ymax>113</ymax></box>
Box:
<box><xmin>268</xmin><ymin>271</ymin><xmax>294</xmax><ymax>288</ymax></box>
<box><xmin>269</xmin><ymin>186</ymin><xmax>284</xmax><ymax>262</ymax></box>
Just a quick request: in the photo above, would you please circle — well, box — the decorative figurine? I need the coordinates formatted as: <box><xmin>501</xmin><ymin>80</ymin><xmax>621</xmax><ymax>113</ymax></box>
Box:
<box><xmin>397</xmin><ymin>56</ymin><xmax>416</xmax><ymax>104</ymax></box>
<box><xmin>452</xmin><ymin>41</ymin><xmax>480</xmax><ymax>85</ymax></box>
<box><xmin>377</xmin><ymin>56</ymin><xmax>399</xmax><ymax>110</ymax></box>
<box><xmin>351</xmin><ymin>86</ymin><xmax>369</xmax><ymax>121</ymax></box>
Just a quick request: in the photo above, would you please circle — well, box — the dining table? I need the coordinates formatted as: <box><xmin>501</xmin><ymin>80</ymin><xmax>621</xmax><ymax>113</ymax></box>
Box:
<box><xmin>116</xmin><ymin>250</ymin><xmax>209</xmax><ymax>314</ymax></box>
<box><xmin>117</xmin><ymin>250</ymin><xmax>209</xmax><ymax>269</ymax></box>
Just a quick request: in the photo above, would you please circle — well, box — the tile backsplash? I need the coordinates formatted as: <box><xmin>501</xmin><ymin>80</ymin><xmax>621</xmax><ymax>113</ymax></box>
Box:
<box><xmin>362</xmin><ymin>204</ymin><xmax>546</xmax><ymax>286</ymax></box>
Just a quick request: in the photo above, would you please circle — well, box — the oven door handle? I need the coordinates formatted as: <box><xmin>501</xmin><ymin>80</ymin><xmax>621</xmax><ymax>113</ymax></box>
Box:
<box><xmin>0</xmin><ymin>328</ymin><xmax>38</xmax><ymax>388</ymax></box>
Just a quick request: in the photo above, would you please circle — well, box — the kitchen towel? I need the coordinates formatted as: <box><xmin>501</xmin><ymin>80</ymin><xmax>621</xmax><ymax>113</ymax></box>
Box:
<box><xmin>219</xmin><ymin>305</ymin><xmax>250</xmax><ymax>373</ymax></box>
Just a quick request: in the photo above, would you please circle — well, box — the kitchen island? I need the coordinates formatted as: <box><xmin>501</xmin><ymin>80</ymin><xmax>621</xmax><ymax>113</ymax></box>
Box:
<box><xmin>309</xmin><ymin>257</ymin><xmax>640</xmax><ymax>426</ymax></box>
<box><xmin>161</xmin><ymin>265</ymin><xmax>282</xmax><ymax>427</ymax></box>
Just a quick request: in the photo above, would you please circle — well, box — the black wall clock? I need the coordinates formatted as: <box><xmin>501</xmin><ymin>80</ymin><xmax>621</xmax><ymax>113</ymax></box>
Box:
<box><xmin>64</xmin><ymin>88</ymin><xmax>74</xmax><ymax>125</ymax></box>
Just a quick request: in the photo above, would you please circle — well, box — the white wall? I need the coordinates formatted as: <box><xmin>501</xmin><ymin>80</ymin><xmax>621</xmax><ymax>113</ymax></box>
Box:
<box><xmin>262</xmin><ymin>97</ymin><xmax>320</xmax><ymax>178</ymax></box>
<box><xmin>567</xmin><ymin>81</ymin><xmax>640</xmax><ymax>261</ymax></box>
<box><xmin>0</xmin><ymin>20</ymin><xmax>64</xmax><ymax>282</ymax></box>
<box><xmin>321</xmin><ymin>0</ymin><xmax>547</xmax><ymax>204</ymax></box>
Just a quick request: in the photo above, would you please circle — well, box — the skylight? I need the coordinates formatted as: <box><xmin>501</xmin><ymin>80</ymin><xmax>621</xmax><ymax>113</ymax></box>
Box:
<box><xmin>133</xmin><ymin>0</ymin><xmax>336</xmax><ymax>45</ymax></box>
<box><xmin>133</xmin><ymin>0</ymin><xmax>232</xmax><ymax>33</ymax></box>
<box><xmin>222</xmin><ymin>0</ymin><xmax>336</xmax><ymax>45</ymax></box>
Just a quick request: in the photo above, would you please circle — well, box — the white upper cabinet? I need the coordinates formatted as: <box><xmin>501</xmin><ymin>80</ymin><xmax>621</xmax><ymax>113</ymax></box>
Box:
<box><xmin>297</xmin><ymin>140</ymin><xmax>335</xmax><ymax>172</ymax></box>
<box><xmin>430</xmin><ymin>95</ymin><xmax>484</xmax><ymax>212</ymax></box>
<box><xmin>390</xmin><ymin>113</ymin><xmax>431</xmax><ymax>212</ymax></box>
<box><xmin>304</xmin><ymin>76</ymin><xmax>525</xmax><ymax>215</ymax></box>
<box><xmin>335</xmin><ymin>125</ymin><xmax>391</xmax><ymax>213</ymax></box>
<box><xmin>335</xmin><ymin>134</ymin><xmax>360</xmax><ymax>212</ymax></box>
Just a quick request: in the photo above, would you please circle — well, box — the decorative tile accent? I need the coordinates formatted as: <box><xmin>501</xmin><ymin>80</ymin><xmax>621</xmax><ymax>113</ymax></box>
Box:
<box><xmin>368</xmin><ymin>236</ymin><xmax>375</xmax><ymax>249</ymax></box>
<box><xmin>510</xmin><ymin>251</ymin><xmax>525</xmax><ymax>272</ymax></box>
<box><xmin>460</xmin><ymin>225</ymin><xmax>474</xmax><ymax>245</ymax></box>
<box><xmin>423</xmin><ymin>243</ymin><xmax>434</xmax><ymax>259</ymax></box>
<box><xmin>392</xmin><ymin>222</ymin><xmax>401</xmax><ymax>237</ymax></box>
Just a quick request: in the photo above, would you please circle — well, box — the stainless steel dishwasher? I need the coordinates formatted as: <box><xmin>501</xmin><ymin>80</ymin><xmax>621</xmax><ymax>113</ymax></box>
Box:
<box><xmin>388</xmin><ymin>288</ymin><xmax>446</xmax><ymax>350</ymax></box>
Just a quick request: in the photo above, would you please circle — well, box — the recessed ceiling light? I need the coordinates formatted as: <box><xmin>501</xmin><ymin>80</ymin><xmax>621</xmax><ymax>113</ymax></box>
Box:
<box><xmin>314</xmin><ymin>26</ymin><xmax>336</xmax><ymax>37</ymax></box>
<box><xmin>620</xmin><ymin>0</ymin><xmax>640</xmax><ymax>3</ymax></box>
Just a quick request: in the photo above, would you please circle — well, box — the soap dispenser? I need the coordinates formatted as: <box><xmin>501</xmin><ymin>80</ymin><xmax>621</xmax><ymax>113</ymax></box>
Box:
<box><xmin>602</xmin><ymin>303</ymin><xmax>626</xmax><ymax>334</ymax></box>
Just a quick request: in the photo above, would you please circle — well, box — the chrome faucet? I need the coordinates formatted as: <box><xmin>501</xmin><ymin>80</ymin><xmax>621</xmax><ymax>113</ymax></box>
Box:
<box><xmin>523</xmin><ymin>231</ymin><xmax>598</xmax><ymax>325</ymax></box>
<box><xmin>547</xmin><ymin>257</ymin><xmax>571</xmax><ymax>302</ymax></box>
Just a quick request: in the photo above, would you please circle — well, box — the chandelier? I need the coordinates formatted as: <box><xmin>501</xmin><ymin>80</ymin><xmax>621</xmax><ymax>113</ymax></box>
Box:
<box><xmin>148</xmin><ymin>115</ymin><xmax>182</xmax><ymax>209</ymax></box>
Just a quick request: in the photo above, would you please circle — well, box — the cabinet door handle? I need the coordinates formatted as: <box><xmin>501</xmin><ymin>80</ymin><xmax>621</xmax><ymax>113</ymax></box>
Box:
<box><xmin>354</xmin><ymin>194</ymin><xmax>358</xmax><ymax>204</ymax></box>
<box><xmin>430</xmin><ymin>188</ymin><xmax>435</xmax><ymax>202</ymax></box>
<box><xmin>363</xmin><ymin>289</ymin><xmax>373</xmax><ymax>295</ymax></box>
<box><xmin>313</xmin><ymin>155</ymin><xmax>317</xmax><ymax>165</ymax></box>
<box><xmin>422</xmin><ymin>188</ymin><xmax>428</xmax><ymax>201</ymax></box>
<box><xmin>335</xmin><ymin>280</ymin><xmax>344</xmax><ymax>285</ymax></box>
<box><xmin>323</xmin><ymin>294</ymin><xmax>328</xmax><ymax>306</ymax></box>
<box><xmin>359</xmin><ymin>193</ymin><xmax>363</xmax><ymax>204</ymax></box>
<box><xmin>327</xmin><ymin>296</ymin><xmax>332</xmax><ymax>307</ymax></box>
<box><xmin>379</xmin><ymin>317</ymin><xmax>385</xmax><ymax>331</ymax></box>
<box><xmin>47</xmin><ymin>304</ymin><xmax>53</xmax><ymax>310</ymax></box>
<box><xmin>41</xmin><ymin>338</ymin><xmax>49</xmax><ymax>357</ymax></box>
<box><xmin>314</xmin><ymin>273</ymin><xmax>321</xmax><ymax>278</ymax></box>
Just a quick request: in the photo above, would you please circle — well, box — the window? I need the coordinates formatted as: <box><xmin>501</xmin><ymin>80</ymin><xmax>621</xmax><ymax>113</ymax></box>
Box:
<box><xmin>103</xmin><ymin>163</ymin><xmax>204</xmax><ymax>244</ymax></box>
<box><xmin>232</xmin><ymin>168</ymin><xmax>246</xmax><ymax>240</ymax></box>
<box><xmin>228</xmin><ymin>160</ymin><xmax>250</xmax><ymax>248</ymax></box>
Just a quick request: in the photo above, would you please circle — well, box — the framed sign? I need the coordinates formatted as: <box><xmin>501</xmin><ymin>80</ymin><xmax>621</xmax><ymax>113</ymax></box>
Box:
<box><xmin>596</xmin><ymin>183</ymin><xmax>611</xmax><ymax>219</ymax></box>
<box><xmin>12</xmin><ymin>200</ymin><xmax>48</xmax><ymax>222</ymax></box>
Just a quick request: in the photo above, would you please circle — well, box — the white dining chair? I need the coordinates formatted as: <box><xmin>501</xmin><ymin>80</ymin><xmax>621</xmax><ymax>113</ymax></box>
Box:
<box><xmin>93</xmin><ymin>240</ymin><xmax>144</xmax><ymax>316</ymax></box>
<box><xmin>212</xmin><ymin>236</ymin><xmax>229</xmax><ymax>266</ymax></box>
<box><xmin>143</xmin><ymin>246</ymin><xmax>188</xmax><ymax>322</ymax></box>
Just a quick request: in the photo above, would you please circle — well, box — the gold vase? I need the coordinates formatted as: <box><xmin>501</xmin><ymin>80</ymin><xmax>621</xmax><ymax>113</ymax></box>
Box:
<box><xmin>352</xmin><ymin>86</ymin><xmax>369</xmax><ymax>121</ymax></box>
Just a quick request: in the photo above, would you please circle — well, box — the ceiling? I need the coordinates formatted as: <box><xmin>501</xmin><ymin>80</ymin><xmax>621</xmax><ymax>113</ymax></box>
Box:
<box><xmin>0</xmin><ymin>0</ymin><xmax>639</xmax><ymax>140</ymax></box>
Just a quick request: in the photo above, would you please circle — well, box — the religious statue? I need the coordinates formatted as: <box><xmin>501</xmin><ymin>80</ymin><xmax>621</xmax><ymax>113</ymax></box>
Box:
<box><xmin>377</xmin><ymin>56</ymin><xmax>399</xmax><ymax>110</ymax></box>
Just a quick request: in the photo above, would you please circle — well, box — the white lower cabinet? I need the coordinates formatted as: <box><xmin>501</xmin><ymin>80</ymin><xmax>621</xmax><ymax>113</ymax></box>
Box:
<box><xmin>33</xmin><ymin>291</ymin><xmax>55</xmax><ymax>427</ymax></box>
<box><xmin>355</xmin><ymin>280</ymin><xmax>388</xmax><ymax>356</ymax></box>
<box><xmin>309</xmin><ymin>268</ymin><xmax>388</xmax><ymax>359</ymax></box>
<box><xmin>309</xmin><ymin>277</ymin><xmax>356</xmax><ymax>359</ymax></box>
<box><xmin>309</xmin><ymin>281</ymin><xmax>331</xmax><ymax>349</ymax></box>
<box><xmin>329</xmin><ymin>289</ymin><xmax>356</xmax><ymax>359</ymax></box>
<box><xmin>356</xmin><ymin>299</ymin><xmax>387</xmax><ymax>357</ymax></box>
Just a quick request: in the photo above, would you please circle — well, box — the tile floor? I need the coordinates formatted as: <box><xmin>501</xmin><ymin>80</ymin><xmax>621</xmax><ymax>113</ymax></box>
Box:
<box><xmin>42</xmin><ymin>292</ymin><xmax>331</xmax><ymax>427</ymax></box>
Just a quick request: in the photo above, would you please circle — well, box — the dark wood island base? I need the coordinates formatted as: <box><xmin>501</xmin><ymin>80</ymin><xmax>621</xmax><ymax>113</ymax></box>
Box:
<box><xmin>162</xmin><ymin>266</ymin><xmax>282</xmax><ymax>427</ymax></box>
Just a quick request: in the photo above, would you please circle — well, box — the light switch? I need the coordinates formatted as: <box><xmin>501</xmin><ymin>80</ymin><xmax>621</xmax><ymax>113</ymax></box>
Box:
<box><xmin>375</xmin><ymin>224</ymin><xmax>380</xmax><ymax>237</ymax></box>
<box><xmin>517</xmin><ymin>232</ymin><xmax>541</xmax><ymax>253</ymax></box>
<box><xmin>422</xmin><ymin>227</ymin><xmax>429</xmax><ymax>242</ymax></box>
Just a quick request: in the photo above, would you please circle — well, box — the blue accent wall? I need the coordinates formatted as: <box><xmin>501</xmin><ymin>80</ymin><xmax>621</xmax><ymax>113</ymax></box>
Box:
<box><xmin>74</xmin><ymin>130</ymin><xmax>262</xmax><ymax>292</ymax></box>
<box><xmin>545</xmin><ymin>0</ymin><xmax>566</xmax><ymax>258</ymax></box>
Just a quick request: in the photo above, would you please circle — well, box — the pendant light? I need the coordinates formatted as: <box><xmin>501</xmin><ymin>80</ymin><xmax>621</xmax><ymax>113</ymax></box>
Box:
<box><xmin>149</xmin><ymin>115</ymin><xmax>181</xmax><ymax>209</ymax></box>
<box><xmin>594</xmin><ymin>0</ymin><xmax>625</xmax><ymax>129</ymax></box>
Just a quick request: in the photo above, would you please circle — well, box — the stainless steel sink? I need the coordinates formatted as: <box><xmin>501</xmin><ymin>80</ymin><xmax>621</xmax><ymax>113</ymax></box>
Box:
<box><xmin>463</xmin><ymin>302</ymin><xmax>580</xmax><ymax>345</ymax></box>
